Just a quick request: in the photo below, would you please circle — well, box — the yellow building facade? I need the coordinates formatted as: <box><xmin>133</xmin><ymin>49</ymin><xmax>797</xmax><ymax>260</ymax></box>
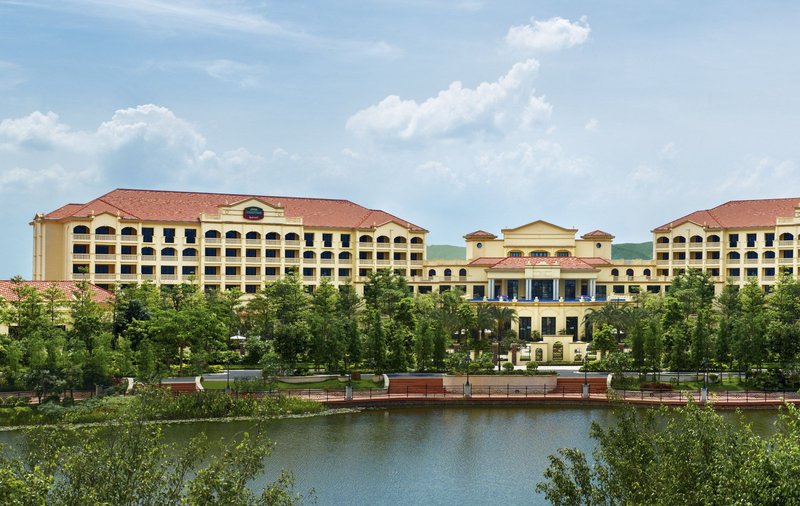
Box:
<box><xmin>32</xmin><ymin>189</ymin><xmax>427</xmax><ymax>294</ymax></box>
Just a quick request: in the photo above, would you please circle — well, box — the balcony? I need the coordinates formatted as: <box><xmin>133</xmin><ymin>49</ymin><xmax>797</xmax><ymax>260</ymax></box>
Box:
<box><xmin>303</xmin><ymin>258</ymin><xmax>316</xmax><ymax>264</ymax></box>
<box><xmin>285</xmin><ymin>240</ymin><xmax>301</xmax><ymax>247</ymax></box>
<box><xmin>705</xmin><ymin>242</ymin><xmax>721</xmax><ymax>249</ymax></box>
<box><xmin>204</xmin><ymin>275</ymin><xmax>221</xmax><ymax>281</ymax></box>
<box><xmin>727</xmin><ymin>258</ymin><xmax>741</xmax><ymax>264</ymax></box>
<box><xmin>96</xmin><ymin>254</ymin><xmax>116</xmax><ymax>261</ymax></box>
<box><xmin>320</xmin><ymin>258</ymin><xmax>334</xmax><ymax>264</ymax></box>
<box><xmin>73</xmin><ymin>234</ymin><xmax>91</xmax><ymax>241</ymax></box>
<box><xmin>656</xmin><ymin>260</ymin><xmax>670</xmax><ymax>265</ymax></box>
<box><xmin>458</xmin><ymin>276</ymin><xmax>467</xmax><ymax>282</ymax></box>
<box><xmin>141</xmin><ymin>274</ymin><xmax>156</xmax><ymax>281</ymax></box>
<box><xmin>264</xmin><ymin>275</ymin><xmax>278</xmax><ymax>281</ymax></box>
<box><xmin>779</xmin><ymin>258</ymin><xmax>794</xmax><ymax>264</ymax></box>
<box><xmin>121</xmin><ymin>254</ymin><xmax>138</xmax><ymax>261</ymax></box>
<box><xmin>245</xmin><ymin>257</ymin><xmax>262</xmax><ymax>264</ymax></box>
<box><xmin>285</xmin><ymin>257</ymin><xmax>300</xmax><ymax>264</ymax></box>
<box><xmin>688</xmin><ymin>259</ymin><xmax>703</xmax><ymax>265</ymax></box>
<box><xmin>359</xmin><ymin>258</ymin><xmax>375</xmax><ymax>265</ymax></box>
<box><xmin>246</xmin><ymin>239</ymin><xmax>261</xmax><ymax>245</ymax></box>
<box><xmin>225</xmin><ymin>238</ymin><xmax>242</xmax><ymax>245</ymax></box>
<box><xmin>705</xmin><ymin>258</ymin><xmax>720</xmax><ymax>265</ymax></box>
<box><xmin>245</xmin><ymin>275</ymin><xmax>262</xmax><ymax>282</ymax></box>
<box><xmin>225</xmin><ymin>275</ymin><xmax>242</xmax><ymax>282</ymax></box>
<box><xmin>141</xmin><ymin>255</ymin><xmax>156</xmax><ymax>262</ymax></box>
<box><xmin>264</xmin><ymin>257</ymin><xmax>281</xmax><ymax>264</ymax></box>
<box><xmin>779</xmin><ymin>240</ymin><xmax>794</xmax><ymax>247</ymax></box>
<box><xmin>655</xmin><ymin>243</ymin><xmax>669</xmax><ymax>250</ymax></box>
<box><xmin>119</xmin><ymin>274</ymin><xmax>138</xmax><ymax>281</ymax></box>
<box><xmin>338</xmin><ymin>257</ymin><xmax>353</xmax><ymax>264</ymax></box>
<box><xmin>376</xmin><ymin>259</ymin><xmax>391</xmax><ymax>265</ymax></box>
<box><xmin>182</xmin><ymin>256</ymin><xmax>199</xmax><ymax>263</ymax></box>
<box><xmin>410</xmin><ymin>243</ymin><xmax>424</xmax><ymax>250</ymax></box>
<box><xmin>161</xmin><ymin>256</ymin><xmax>178</xmax><ymax>263</ymax></box>
<box><xmin>181</xmin><ymin>274</ymin><xmax>196</xmax><ymax>281</ymax></box>
<box><xmin>205</xmin><ymin>237</ymin><xmax>221</xmax><ymax>244</ymax></box>
<box><xmin>205</xmin><ymin>256</ymin><xmax>221</xmax><ymax>263</ymax></box>
<box><xmin>120</xmin><ymin>235</ymin><xmax>137</xmax><ymax>243</ymax></box>
<box><xmin>95</xmin><ymin>234</ymin><xmax>117</xmax><ymax>242</ymax></box>
<box><xmin>763</xmin><ymin>276</ymin><xmax>777</xmax><ymax>282</ymax></box>
<box><xmin>265</xmin><ymin>240</ymin><xmax>281</xmax><ymax>246</ymax></box>
<box><xmin>688</xmin><ymin>243</ymin><xmax>703</xmax><ymax>250</ymax></box>
<box><xmin>160</xmin><ymin>274</ymin><xmax>178</xmax><ymax>281</ymax></box>
<box><xmin>744</xmin><ymin>259</ymin><xmax>759</xmax><ymax>264</ymax></box>
<box><xmin>763</xmin><ymin>257</ymin><xmax>776</xmax><ymax>264</ymax></box>
<box><xmin>376</xmin><ymin>243</ymin><xmax>391</xmax><ymax>251</ymax></box>
<box><xmin>410</xmin><ymin>259</ymin><xmax>423</xmax><ymax>266</ymax></box>
<box><xmin>302</xmin><ymin>275</ymin><xmax>316</xmax><ymax>282</ymax></box>
<box><xmin>94</xmin><ymin>273</ymin><xmax>116</xmax><ymax>281</ymax></box>
<box><xmin>72</xmin><ymin>253</ymin><xmax>91</xmax><ymax>260</ymax></box>
<box><xmin>71</xmin><ymin>273</ymin><xmax>89</xmax><ymax>280</ymax></box>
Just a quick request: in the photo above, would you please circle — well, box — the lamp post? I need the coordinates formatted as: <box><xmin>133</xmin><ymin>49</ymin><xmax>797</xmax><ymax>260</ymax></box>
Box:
<box><xmin>464</xmin><ymin>354</ymin><xmax>472</xmax><ymax>399</ymax></box>
<box><xmin>227</xmin><ymin>333</ymin><xmax>246</xmax><ymax>395</ymax></box>
<box><xmin>700</xmin><ymin>359</ymin><xmax>709</xmax><ymax>403</ymax></box>
<box><xmin>582</xmin><ymin>354</ymin><xmax>590</xmax><ymax>399</ymax></box>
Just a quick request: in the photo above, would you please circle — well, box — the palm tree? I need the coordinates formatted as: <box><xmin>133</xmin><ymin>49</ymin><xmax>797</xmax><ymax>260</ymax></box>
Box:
<box><xmin>474</xmin><ymin>303</ymin><xmax>495</xmax><ymax>341</ymax></box>
<box><xmin>584</xmin><ymin>301</ymin><xmax>632</xmax><ymax>344</ymax></box>
<box><xmin>489</xmin><ymin>305</ymin><xmax>518</xmax><ymax>341</ymax></box>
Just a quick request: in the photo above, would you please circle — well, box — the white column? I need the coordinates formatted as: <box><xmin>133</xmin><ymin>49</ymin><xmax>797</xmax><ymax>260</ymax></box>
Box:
<box><xmin>487</xmin><ymin>280</ymin><xmax>494</xmax><ymax>299</ymax></box>
<box><xmin>525</xmin><ymin>279</ymin><xmax>532</xmax><ymax>300</ymax></box>
<box><xmin>589</xmin><ymin>279</ymin><xmax>596</xmax><ymax>298</ymax></box>
<box><xmin>552</xmin><ymin>279</ymin><xmax>559</xmax><ymax>300</ymax></box>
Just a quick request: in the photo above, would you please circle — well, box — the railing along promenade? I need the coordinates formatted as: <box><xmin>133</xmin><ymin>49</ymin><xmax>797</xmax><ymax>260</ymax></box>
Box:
<box><xmin>236</xmin><ymin>386</ymin><xmax>800</xmax><ymax>407</ymax></box>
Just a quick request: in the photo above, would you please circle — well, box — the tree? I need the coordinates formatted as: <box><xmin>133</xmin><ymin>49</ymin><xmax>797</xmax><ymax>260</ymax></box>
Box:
<box><xmin>591</xmin><ymin>324</ymin><xmax>617</xmax><ymax>359</ymax></box>
<box><xmin>337</xmin><ymin>283</ymin><xmax>363</xmax><ymax>365</ymax></box>
<box><xmin>537</xmin><ymin>403</ymin><xmax>800</xmax><ymax>505</ymax></box>
<box><xmin>736</xmin><ymin>279</ymin><xmax>768</xmax><ymax>375</ymax></box>
<box><xmin>715</xmin><ymin>283</ymin><xmax>740</xmax><ymax>370</ymax></box>
<box><xmin>267</xmin><ymin>274</ymin><xmax>310</xmax><ymax>368</ymax></box>
<box><xmin>364</xmin><ymin>309</ymin><xmax>387</xmax><ymax>371</ymax></box>
<box><xmin>489</xmin><ymin>305</ymin><xmax>517</xmax><ymax>341</ymax></box>
<box><xmin>307</xmin><ymin>278</ymin><xmax>343</xmax><ymax>371</ymax></box>
<box><xmin>363</xmin><ymin>269</ymin><xmax>409</xmax><ymax>318</ymax></box>
<box><xmin>767</xmin><ymin>275</ymin><xmax>800</xmax><ymax>372</ymax></box>
<box><xmin>69</xmin><ymin>279</ymin><xmax>108</xmax><ymax>352</ymax></box>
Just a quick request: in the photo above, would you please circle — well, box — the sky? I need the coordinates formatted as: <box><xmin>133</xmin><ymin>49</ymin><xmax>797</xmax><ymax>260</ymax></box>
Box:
<box><xmin>2</xmin><ymin>0</ymin><xmax>800</xmax><ymax>278</ymax></box>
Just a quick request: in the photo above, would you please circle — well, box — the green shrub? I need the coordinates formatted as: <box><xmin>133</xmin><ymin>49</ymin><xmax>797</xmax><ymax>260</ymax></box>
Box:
<box><xmin>502</xmin><ymin>362</ymin><xmax>515</xmax><ymax>373</ymax></box>
<box><xmin>207</xmin><ymin>365</ymin><xmax>224</xmax><ymax>374</ymax></box>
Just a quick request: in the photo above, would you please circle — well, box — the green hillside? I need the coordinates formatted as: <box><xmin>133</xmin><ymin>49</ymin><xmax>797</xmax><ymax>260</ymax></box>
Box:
<box><xmin>426</xmin><ymin>244</ymin><xmax>467</xmax><ymax>260</ymax></box>
<box><xmin>612</xmin><ymin>241</ymin><xmax>653</xmax><ymax>260</ymax></box>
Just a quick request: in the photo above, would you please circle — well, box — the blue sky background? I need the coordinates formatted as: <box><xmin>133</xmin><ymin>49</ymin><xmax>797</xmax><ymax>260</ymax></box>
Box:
<box><xmin>2</xmin><ymin>1</ymin><xmax>800</xmax><ymax>278</ymax></box>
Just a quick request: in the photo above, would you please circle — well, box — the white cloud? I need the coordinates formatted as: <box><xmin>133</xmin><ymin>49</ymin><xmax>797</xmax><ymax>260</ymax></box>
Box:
<box><xmin>719</xmin><ymin>157</ymin><xmax>796</xmax><ymax>195</ymax></box>
<box><xmin>584</xmin><ymin>118</ymin><xmax>598</xmax><ymax>131</ymax></box>
<box><xmin>416</xmin><ymin>160</ymin><xmax>465</xmax><ymax>190</ymax></box>
<box><xmin>346</xmin><ymin>59</ymin><xmax>547</xmax><ymax>141</ymax></box>
<box><xmin>506</xmin><ymin>16</ymin><xmax>590</xmax><ymax>52</ymax></box>
<box><xmin>659</xmin><ymin>141</ymin><xmax>676</xmax><ymax>161</ymax></box>
<box><xmin>475</xmin><ymin>140</ymin><xmax>585</xmax><ymax>183</ymax></box>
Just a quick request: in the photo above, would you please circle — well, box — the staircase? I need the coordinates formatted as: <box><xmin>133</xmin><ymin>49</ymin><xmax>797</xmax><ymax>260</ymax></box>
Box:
<box><xmin>388</xmin><ymin>377</ymin><xmax>446</xmax><ymax>396</ymax></box>
<box><xmin>556</xmin><ymin>377</ymin><xmax>608</xmax><ymax>394</ymax></box>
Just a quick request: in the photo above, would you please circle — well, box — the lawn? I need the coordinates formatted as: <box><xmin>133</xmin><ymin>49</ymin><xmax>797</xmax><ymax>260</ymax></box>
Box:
<box><xmin>201</xmin><ymin>378</ymin><xmax>384</xmax><ymax>391</ymax></box>
<box><xmin>613</xmin><ymin>375</ymin><xmax>766</xmax><ymax>391</ymax></box>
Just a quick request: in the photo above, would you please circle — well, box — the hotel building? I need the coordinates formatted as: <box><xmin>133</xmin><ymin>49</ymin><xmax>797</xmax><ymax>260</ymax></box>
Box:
<box><xmin>30</xmin><ymin>191</ymin><xmax>800</xmax><ymax>346</ymax></box>
<box><xmin>32</xmin><ymin>189</ymin><xmax>427</xmax><ymax>294</ymax></box>
<box><xmin>652</xmin><ymin>198</ymin><xmax>800</xmax><ymax>292</ymax></box>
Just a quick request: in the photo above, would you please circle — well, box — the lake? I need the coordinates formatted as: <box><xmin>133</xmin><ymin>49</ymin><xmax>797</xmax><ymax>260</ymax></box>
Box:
<box><xmin>0</xmin><ymin>406</ymin><xmax>781</xmax><ymax>505</ymax></box>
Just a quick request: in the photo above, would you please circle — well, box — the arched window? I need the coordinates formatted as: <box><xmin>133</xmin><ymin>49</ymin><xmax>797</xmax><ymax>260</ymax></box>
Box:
<box><xmin>690</xmin><ymin>235</ymin><xmax>703</xmax><ymax>243</ymax></box>
<box><xmin>393</xmin><ymin>236</ymin><xmax>407</xmax><ymax>244</ymax></box>
<box><xmin>656</xmin><ymin>236</ymin><xmax>669</xmax><ymax>244</ymax></box>
<box><xmin>535</xmin><ymin>349</ymin><xmax>543</xmax><ymax>361</ymax></box>
<box><xmin>225</xmin><ymin>231</ymin><xmax>241</xmax><ymax>239</ymax></box>
<box><xmin>764</xmin><ymin>251</ymin><xmax>776</xmax><ymax>259</ymax></box>
<box><xmin>265</xmin><ymin>232</ymin><xmax>280</xmax><ymax>240</ymax></box>
<box><xmin>673</xmin><ymin>236</ymin><xmax>686</xmax><ymax>243</ymax></box>
<box><xmin>530</xmin><ymin>251</ymin><xmax>548</xmax><ymax>257</ymax></box>
<box><xmin>707</xmin><ymin>235</ymin><xmax>721</xmax><ymax>243</ymax></box>
<box><xmin>182</xmin><ymin>248</ymin><xmax>197</xmax><ymax>257</ymax></box>
<box><xmin>359</xmin><ymin>235</ymin><xmax>373</xmax><ymax>243</ymax></box>
<box><xmin>95</xmin><ymin>226</ymin><xmax>115</xmax><ymax>234</ymax></box>
<box><xmin>161</xmin><ymin>247</ymin><xmax>176</xmax><ymax>256</ymax></box>
<box><xmin>444</xmin><ymin>268</ymin><xmax>452</xmax><ymax>277</ymax></box>
<box><xmin>611</xmin><ymin>268</ymin><xmax>619</xmax><ymax>276</ymax></box>
<box><xmin>339</xmin><ymin>252</ymin><xmax>352</xmax><ymax>260</ymax></box>
<box><xmin>459</xmin><ymin>268</ymin><xmax>467</xmax><ymax>277</ymax></box>
<box><xmin>205</xmin><ymin>230</ymin><xmax>221</xmax><ymax>238</ymax></box>
<box><xmin>142</xmin><ymin>247</ymin><xmax>155</xmax><ymax>256</ymax></box>
<box><xmin>626</xmin><ymin>268</ymin><xmax>634</xmax><ymax>276</ymax></box>
<box><xmin>643</xmin><ymin>269</ymin><xmax>651</xmax><ymax>277</ymax></box>
<box><xmin>780</xmin><ymin>232</ymin><xmax>795</xmax><ymax>241</ymax></box>
<box><xmin>303</xmin><ymin>251</ymin><xmax>316</xmax><ymax>259</ymax></box>
<box><xmin>555</xmin><ymin>250</ymin><xmax>570</xmax><ymax>257</ymax></box>
<box><xmin>285</xmin><ymin>232</ymin><xmax>300</xmax><ymax>241</ymax></box>
<box><xmin>509</xmin><ymin>251</ymin><xmax>522</xmax><ymax>257</ymax></box>
<box><xmin>428</xmin><ymin>269</ymin><xmax>436</xmax><ymax>277</ymax></box>
<box><xmin>376</xmin><ymin>235</ymin><xmax>390</xmax><ymax>243</ymax></box>
<box><xmin>321</xmin><ymin>251</ymin><xmax>333</xmax><ymax>259</ymax></box>
<box><xmin>728</xmin><ymin>252</ymin><xmax>740</xmax><ymax>259</ymax></box>
<box><xmin>746</xmin><ymin>251</ymin><xmax>758</xmax><ymax>259</ymax></box>
<box><xmin>73</xmin><ymin>225</ymin><xmax>90</xmax><ymax>234</ymax></box>
<box><xmin>245</xmin><ymin>231</ymin><xmax>261</xmax><ymax>240</ymax></box>
<box><xmin>121</xmin><ymin>227</ymin><xmax>137</xmax><ymax>236</ymax></box>
<box><xmin>410</xmin><ymin>237</ymin><xmax>423</xmax><ymax>244</ymax></box>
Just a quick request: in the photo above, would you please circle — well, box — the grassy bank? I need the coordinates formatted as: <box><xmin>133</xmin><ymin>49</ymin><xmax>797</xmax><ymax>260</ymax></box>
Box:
<box><xmin>0</xmin><ymin>388</ymin><xmax>324</xmax><ymax>428</ymax></box>
<box><xmin>202</xmin><ymin>377</ymin><xmax>384</xmax><ymax>391</ymax></box>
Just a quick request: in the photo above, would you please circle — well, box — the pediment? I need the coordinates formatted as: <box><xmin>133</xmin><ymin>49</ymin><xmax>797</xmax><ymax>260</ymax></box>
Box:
<box><xmin>502</xmin><ymin>220</ymin><xmax>577</xmax><ymax>236</ymax></box>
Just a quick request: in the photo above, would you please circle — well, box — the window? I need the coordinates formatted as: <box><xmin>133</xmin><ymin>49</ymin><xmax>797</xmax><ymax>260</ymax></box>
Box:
<box><xmin>245</xmin><ymin>285</ymin><xmax>257</xmax><ymax>294</ymax></box>
<box><xmin>612</xmin><ymin>285</ymin><xmax>625</xmax><ymax>294</ymax></box>
<box><xmin>245</xmin><ymin>266</ymin><xmax>258</xmax><ymax>275</ymax></box>
<box><xmin>322</xmin><ymin>233</ymin><xmax>333</xmax><ymax>248</ymax></box>
<box><xmin>182</xmin><ymin>266</ymin><xmax>196</xmax><ymax>275</ymax></box>
<box><xmin>530</xmin><ymin>251</ymin><xmax>548</xmax><ymax>257</ymax></box>
<box><xmin>765</xmin><ymin>233</ymin><xmax>775</xmax><ymax>247</ymax></box>
<box><xmin>509</xmin><ymin>251</ymin><xmax>522</xmax><ymax>257</ymax></box>
<box><xmin>225</xmin><ymin>266</ymin><xmax>238</xmax><ymax>276</ymax></box>
<box><xmin>304</xmin><ymin>233</ymin><xmax>314</xmax><ymax>247</ymax></box>
<box><xmin>519</xmin><ymin>317</ymin><xmax>532</xmax><ymax>340</ymax></box>
<box><xmin>338</xmin><ymin>268</ymin><xmax>351</xmax><ymax>278</ymax></box>
<box><xmin>204</xmin><ymin>266</ymin><xmax>217</xmax><ymax>275</ymax></box>
<box><xmin>160</xmin><ymin>266</ymin><xmax>175</xmax><ymax>275</ymax></box>
<box><xmin>265</xmin><ymin>249</ymin><xmax>279</xmax><ymax>258</ymax></box>
<box><xmin>142</xmin><ymin>227</ymin><xmax>154</xmax><ymax>243</ymax></box>
<box><xmin>341</xmin><ymin>234</ymin><xmax>351</xmax><ymax>248</ymax></box>
<box><xmin>141</xmin><ymin>265</ymin><xmax>154</xmax><ymax>275</ymax></box>
<box><xmin>556</xmin><ymin>251</ymin><xmax>569</xmax><ymax>257</ymax></box>
<box><xmin>246</xmin><ymin>249</ymin><xmax>259</xmax><ymax>258</ymax></box>
<box><xmin>94</xmin><ymin>264</ymin><xmax>112</xmax><ymax>274</ymax></box>
<box><xmin>729</xmin><ymin>233</ymin><xmax>739</xmax><ymax>247</ymax></box>
<box><xmin>747</xmin><ymin>233</ymin><xmax>757</xmax><ymax>248</ymax></box>
<box><xmin>205</xmin><ymin>247</ymin><xmax>219</xmax><ymax>257</ymax></box>
<box><xmin>541</xmin><ymin>317</ymin><xmax>556</xmax><ymax>335</ymax></box>
<box><xmin>472</xmin><ymin>285</ymin><xmax>485</xmax><ymax>299</ymax></box>
<box><xmin>225</xmin><ymin>248</ymin><xmax>239</xmax><ymax>257</ymax></box>
<box><xmin>163</xmin><ymin>228</ymin><xmax>175</xmax><ymax>243</ymax></box>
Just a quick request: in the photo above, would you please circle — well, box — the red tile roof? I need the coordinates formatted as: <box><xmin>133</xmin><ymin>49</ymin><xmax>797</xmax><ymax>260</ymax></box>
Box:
<box><xmin>468</xmin><ymin>256</ymin><xmax>608</xmax><ymax>270</ymax></box>
<box><xmin>654</xmin><ymin>198</ymin><xmax>800</xmax><ymax>231</ymax></box>
<box><xmin>463</xmin><ymin>230</ymin><xmax>497</xmax><ymax>239</ymax></box>
<box><xmin>582</xmin><ymin>229</ymin><xmax>614</xmax><ymax>238</ymax></box>
<box><xmin>0</xmin><ymin>281</ymin><xmax>114</xmax><ymax>303</ymax></box>
<box><xmin>43</xmin><ymin>189</ymin><xmax>427</xmax><ymax>232</ymax></box>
